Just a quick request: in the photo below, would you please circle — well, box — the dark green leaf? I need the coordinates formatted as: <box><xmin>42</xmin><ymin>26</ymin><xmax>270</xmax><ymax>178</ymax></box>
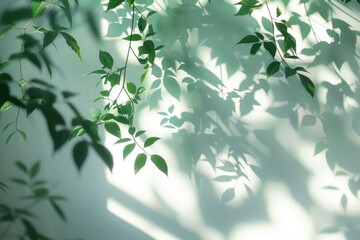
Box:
<box><xmin>276</xmin><ymin>7</ymin><xmax>282</xmax><ymax>17</ymax></box>
<box><xmin>264</xmin><ymin>41</ymin><xmax>276</xmax><ymax>58</ymax></box>
<box><xmin>105</xmin><ymin>122</ymin><xmax>121</xmax><ymax>138</ymax></box>
<box><xmin>0</xmin><ymin>61</ymin><xmax>10</xmax><ymax>71</ymax></box>
<box><xmin>43</xmin><ymin>31</ymin><xmax>58</xmax><ymax>49</ymax></box>
<box><xmin>15</xmin><ymin>161</ymin><xmax>28</xmax><ymax>173</ymax></box>
<box><xmin>50</xmin><ymin>200</ymin><xmax>66</xmax><ymax>221</ymax></box>
<box><xmin>250</xmin><ymin>42</ymin><xmax>262</xmax><ymax>55</ymax></box>
<box><xmin>18</xmin><ymin>130</ymin><xmax>27</xmax><ymax>142</ymax></box>
<box><xmin>285</xmin><ymin>66</ymin><xmax>296</xmax><ymax>78</ymax></box>
<box><xmin>10</xmin><ymin>178</ymin><xmax>28</xmax><ymax>186</ymax></box>
<box><xmin>236</xmin><ymin>35</ymin><xmax>259</xmax><ymax>44</ymax></box>
<box><xmin>10</xmin><ymin>51</ymin><xmax>42</xmax><ymax>70</ymax></box>
<box><xmin>123</xmin><ymin>143</ymin><xmax>135</xmax><ymax>160</ymax></box>
<box><xmin>92</xmin><ymin>143</ymin><xmax>113</xmax><ymax>171</ymax></box>
<box><xmin>87</xmin><ymin>69</ymin><xmax>107</xmax><ymax>75</ymax></box>
<box><xmin>127</xmin><ymin>82</ymin><xmax>136</xmax><ymax>94</ymax></box>
<box><xmin>30</xmin><ymin>161</ymin><xmax>40</xmax><ymax>178</ymax></box>
<box><xmin>6</xmin><ymin>131</ymin><xmax>16</xmax><ymax>144</ymax></box>
<box><xmin>2</xmin><ymin>122</ymin><xmax>14</xmax><ymax>132</ymax></box>
<box><xmin>34</xmin><ymin>188</ymin><xmax>49</xmax><ymax>198</ymax></box>
<box><xmin>106</xmin><ymin>0</ymin><xmax>125</xmax><ymax>12</ymax></box>
<box><xmin>144</xmin><ymin>137</ymin><xmax>160</xmax><ymax>148</ymax></box>
<box><xmin>266</xmin><ymin>61</ymin><xmax>280</xmax><ymax>78</ymax></box>
<box><xmin>254</xmin><ymin>32</ymin><xmax>264</xmax><ymax>40</ymax></box>
<box><xmin>298</xmin><ymin>74</ymin><xmax>315</xmax><ymax>97</ymax></box>
<box><xmin>150</xmin><ymin>154</ymin><xmax>168</xmax><ymax>176</ymax></box>
<box><xmin>99</xmin><ymin>50</ymin><xmax>114</xmax><ymax>69</ymax></box>
<box><xmin>138</xmin><ymin>17</ymin><xmax>147</xmax><ymax>33</ymax></box>
<box><xmin>60</xmin><ymin>0</ymin><xmax>72</xmax><ymax>27</ymax></box>
<box><xmin>73</xmin><ymin>140</ymin><xmax>88</xmax><ymax>171</ymax></box>
<box><xmin>275</xmin><ymin>22</ymin><xmax>288</xmax><ymax>35</ymax></box>
<box><xmin>134</xmin><ymin>153</ymin><xmax>147</xmax><ymax>174</ymax></box>
<box><xmin>62</xmin><ymin>91</ymin><xmax>77</xmax><ymax>99</ymax></box>
<box><xmin>60</xmin><ymin>32</ymin><xmax>81</xmax><ymax>60</ymax></box>
<box><xmin>123</xmin><ymin>34</ymin><xmax>142</xmax><ymax>41</ymax></box>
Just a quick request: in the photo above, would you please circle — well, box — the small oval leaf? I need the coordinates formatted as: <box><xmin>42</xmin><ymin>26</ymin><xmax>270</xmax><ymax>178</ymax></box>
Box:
<box><xmin>134</xmin><ymin>153</ymin><xmax>147</xmax><ymax>174</ymax></box>
<box><xmin>144</xmin><ymin>137</ymin><xmax>160</xmax><ymax>148</ymax></box>
<box><xmin>150</xmin><ymin>154</ymin><xmax>168</xmax><ymax>176</ymax></box>
<box><xmin>123</xmin><ymin>143</ymin><xmax>136</xmax><ymax>160</ymax></box>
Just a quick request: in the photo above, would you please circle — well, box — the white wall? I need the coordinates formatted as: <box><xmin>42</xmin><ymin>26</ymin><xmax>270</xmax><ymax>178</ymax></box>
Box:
<box><xmin>1</xmin><ymin>0</ymin><xmax>360</xmax><ymax>240</ymax></box>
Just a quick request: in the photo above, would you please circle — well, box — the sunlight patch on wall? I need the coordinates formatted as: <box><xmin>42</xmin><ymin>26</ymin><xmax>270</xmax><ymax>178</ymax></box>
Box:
<box><xmin>107</xmin><ymin>197</ymin><xmax>181</xmax><ymax>240</ymax></box>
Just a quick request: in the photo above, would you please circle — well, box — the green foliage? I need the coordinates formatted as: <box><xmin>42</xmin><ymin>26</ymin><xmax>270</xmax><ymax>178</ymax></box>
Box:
<box><xmin>0</xmin><ymin>160</ymin><xmax>67</xmax><ymax>239</ymax></box>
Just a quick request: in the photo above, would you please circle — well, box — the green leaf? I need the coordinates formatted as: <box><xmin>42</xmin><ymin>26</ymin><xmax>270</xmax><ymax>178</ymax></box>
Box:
<box><xmin>30</xmin><ymin>161</ymin><xmax>40</xmax><ymax>178</ymax></box>
<box><xmin>50</xmin><ymin>200</ymin><xmax>66</xmax><ymax>221</ymax></box>
<box><xmin>275</xmin><ymin>22</ymin><xmax>288</xmax><ymax>35</ymax></box>
<box><xmin>150</xmin><ymin>154</ymin><xmax>168</xmax><ymax>176</ymax></box>
<box><xmin>114</xmin><ymin>138</ymin><xmax>131</xmax><ymax>144</ymax></box>
<box><xmin>138</xmin><ymin>17</ymin><xmax>147</xmax><ymax>33</ymax></box>
<box><xmin>0</xmin><ymin>61</ymin><xmax>10</xmax><ymax>71</ymax></box>
<box><xmin>60</xmin><ymin>32</ymin><xmax>81</xmax><ymax>60</ymax></box>
<box><xmin>34</xmin><ymin>188</ymin><xmax>49</xmax><ymax>198</ymax></box>
<box><xmin>144</xmin><ymin>137</ymin><xmax>160</xmax><ymax>148</ymax></box>
<box><xmin>87</xmin><ymin>69</ymin><xmax>107</xmax><ymax>75</ymax></box>
<box><xmin>32</xmin><ymin>0</ymin><xmax>45</xmax><ymax>17</ymax></box>
<box><xmin>3</xmin><ymin>122</ymin><xmax>14</xmax><ymax>132</ymax></box>
<box><xmin>10</xmin><ymin>178</ymin><xmax>28</xmax><ymax>186</ymax></box>
<box><xmin>266</xmin><ymin>61</ymin><xmax>280</xmax><ymax>78</ymax></box>
<box><xmin>43</xmin><ymin>31</ymin><xmax>58</xmax><ymax>49</ymax></box>
<box><xmin>18</xmin><ymin>130</ymin><xmax>27</xmax><ymax>142</ymax></box>
<box><xmin>237</xmin><ymin>35</ymin><xmax>259</xmax><ymax>44</ymax></box>
<box><xmin>164</xmin><ymin>77</ymin><xmax>180</xmax><ymax>100</ymax></box>
<box><xmin>341</xmin><ymin>194</ymin><xmax>347</xmax><ymax>210</ymax></box>
<box><xmin>99</xmin><ymin>50</ymin><xmax>114</xmax><ymax>69</ymax></box>
<box><xmin>285</xmin><ymin>66</ymin><xmax>296</xmax><ymax>78</ymax></box>
<box><xmin>128</xmin><ymin>126</ymin><xmax>135</xmax><ymax>135</ymax></box>
<box><xmin>135</xmin><ymin>130</ymin><xmax>146</xmax><ymax>138</ymax></box>
<box><xmin>255</xmin><ymin>32</ymin><xmax>264</xmax><ymax>40</ymax></box>
<box><xmin>250</xmin><ymin>42</ymin><xmax>262</xmax><ymax>55</ymax></box>
<box><xmin>298</xmin><ymin>74</ymin><xmax>315</xmax><ymax>97</ymax></box>
<box><xmin>92</xmin><ymin>143</ymin><xmax>113</xmax><ymax>171</ymax></box>
<box><xmin>123</xmin><ymin>143</ymin><xmax>135</xmax><ymax>160</ymax></box>
<box><xmin>0</xmin><ymin>101</ymin><xmax>12</xmax><ymax>112</ymax></box>
<box><xmin>60</xmin><ymin>0</ymin><xmax>72</xmax><ymax>27</ymax></box>
<box><xmin>276</xmin><ymin>7</ymin><xmax>282</xmax><ymax>17</ymax></box>
<box><xmin>73</xmin><ymin>140</ymin><xmax>88</xmax><ymax>171</ymax></box>
<box><xmin>15</xmin><ymin>161</ymin><xmax>28</xmax><ymax>173</ymax></box>
<box><xmin>127</xmin><ymin>82</ymin><xmax>136</xmax><ymax>94</ymax></box>
<box><xmin>106</xmin><ymin>0</ymin><xmax>125</xmax><ymax>12</ymax></box>
<box><xmin>6</xmin><ymin>131</ymin><xmax>16</xmax><ymax>144</ymax></box>
<box><xmin>105</xmin><ymin>122</ymin><xmax>121</xmax><ymax>138</ymax></box>
<box><xmin>123</xmin><ymin>34</ymin><xmax>142</xmax><ymax>41</ymax></box>
<box><xmin>264</xmin><ymin>41</ymin><xmax>276</xmax><ymax>58</ymax></box>
<box><xmin>134</xmin><ymin>153</ymin><xmax>147</xmax><ymax>174</ymax></box>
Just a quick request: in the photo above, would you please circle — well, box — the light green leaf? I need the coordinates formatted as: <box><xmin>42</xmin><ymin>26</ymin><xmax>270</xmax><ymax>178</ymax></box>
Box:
<box><xmin>164</xmin><ymin>77</ymin><xmax>180</xmax><ymax>100</ymax></box>
<box><xmin>150</xmin><ymin>154</ymin><xmax>168</xmax><ymax>176</ymax></box>
<box><xmin>33</xmin><ymin>0</ymin><xmax>45</xmax><ymax>17</ymax></box>
<box><xmin>60</xmin><ymin>32</ymin><xmax>81</xmax><ymax>60</ymax></box>
<box><xmin>73</xmin><ymin>140</ymin><xmax>88</xmax><ymax>171</ymax></box>
<box><xmin>105</xmin><ymin>122</ymin><xmax>121</xmax><ymax>138</ymax></box>
<box><xmin>144</xmin><ymin>137</ymin><xmax>160</xmax><ymax>148</ymax></box>
<box><xmin>134</xmin><ymin>153</ymin><xmax>147</xmax><ymax>174</ymax></box>
<box><xmin>266</xmin><ymin>61</ymin><xmax>280</xmax><ymax>78</ymax></box>
<box><xmin>0</xmin><ymin>101</ymin><xmax>12</xmax><ymax>112</ymax></box>
<box><xmin>123</xmin><ymin>143</ymin><xmax>135</xmax><ymax>160</ymax></box>
<box><xmin>99</xmin><ymin>50</ymin><xmax>114</xmax><ymax>69</ymax></box>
